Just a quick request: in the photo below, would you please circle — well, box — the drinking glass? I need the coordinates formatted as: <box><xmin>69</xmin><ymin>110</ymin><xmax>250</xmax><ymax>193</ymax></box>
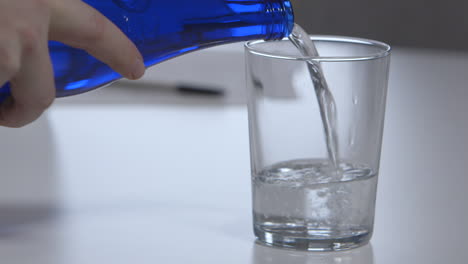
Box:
<box><xmin>245</xmin><ymin>35</ymin><xmax>391</xmax><ymax>251</ymax></box>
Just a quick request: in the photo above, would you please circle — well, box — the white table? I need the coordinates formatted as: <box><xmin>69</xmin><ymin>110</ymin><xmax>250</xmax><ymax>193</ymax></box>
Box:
<box><xmin>1</xmin><ymin>44</ymin><xmax>467</xmax><ymax>263</ymax></box>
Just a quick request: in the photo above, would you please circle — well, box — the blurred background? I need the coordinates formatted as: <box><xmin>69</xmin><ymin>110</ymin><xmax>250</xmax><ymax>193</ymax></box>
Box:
<box><xmin>291</xmin><ymin>0</ymin><xmax>468</xmax><ymax>51</ymax></box>
<box><xmin>1</xmin><ymin>1</ymin><xmax>468</xmax><ymax>262</ymax></box>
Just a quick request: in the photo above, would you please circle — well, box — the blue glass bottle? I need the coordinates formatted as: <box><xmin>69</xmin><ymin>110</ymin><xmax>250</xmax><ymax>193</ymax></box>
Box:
<box><xmin>0</xmin><ymin>0</ymin><xmax>294</xmax><ymax>102</ymax></box>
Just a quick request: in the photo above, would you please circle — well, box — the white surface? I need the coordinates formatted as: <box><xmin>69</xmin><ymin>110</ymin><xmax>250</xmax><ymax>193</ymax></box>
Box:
<box><xmin>1</xmin><ymin>44</ymin><xmax>468</xmax><ymax>263</ymax></box>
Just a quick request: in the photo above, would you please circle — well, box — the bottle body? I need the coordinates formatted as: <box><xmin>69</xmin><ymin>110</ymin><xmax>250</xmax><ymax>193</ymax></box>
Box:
<box><xmin>0</xmin><ymin>0</ymin><xmax>294</xmax><ymax>100</ymax></box>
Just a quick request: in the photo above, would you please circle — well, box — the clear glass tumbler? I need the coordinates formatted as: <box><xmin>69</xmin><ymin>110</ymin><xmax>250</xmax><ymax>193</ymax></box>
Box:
<box><xmin>245</xmin><ymin>35</ymin><xmax>391</xmax><ymax>251</ymax></box>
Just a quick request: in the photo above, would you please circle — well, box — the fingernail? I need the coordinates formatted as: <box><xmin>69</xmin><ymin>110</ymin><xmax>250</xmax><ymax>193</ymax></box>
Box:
<box><xmin>131</xmin><ymin>57</ymin><xmax>146</xmax><ymax>80</ymax></box>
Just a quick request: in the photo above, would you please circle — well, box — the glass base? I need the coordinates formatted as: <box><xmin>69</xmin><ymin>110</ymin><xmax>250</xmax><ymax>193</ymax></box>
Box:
<box><xmin>254</xmin><ymin>226</ymin><xmax>372</xmax><ymax>251</ymax></box>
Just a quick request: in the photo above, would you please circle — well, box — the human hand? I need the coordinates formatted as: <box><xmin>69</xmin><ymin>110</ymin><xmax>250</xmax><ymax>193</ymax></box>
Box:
<box><xmin>0</xmin><ymin>0</ymin><xmax>145</xmax><ymax>127</ymax></box>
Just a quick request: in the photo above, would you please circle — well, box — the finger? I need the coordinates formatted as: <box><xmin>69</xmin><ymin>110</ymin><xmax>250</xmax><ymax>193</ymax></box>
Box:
<box><xmin>0</xmin><ymin>33</ymin><xmax>21</xmax><ymax>88</ymax></box>
<box><xmin>0</xmin><ymin>39</ymin><xmax>55</xmax><ymax>128</ymax></box>
<box><xmin>49</xmin><ymin>0</ymin><xmax>145</xmax><ymax>80</ymax></box>
<box><xmin>0</xmin><ymin>35</ymin><xmax>22</xmax><ymax>127</ymax></box>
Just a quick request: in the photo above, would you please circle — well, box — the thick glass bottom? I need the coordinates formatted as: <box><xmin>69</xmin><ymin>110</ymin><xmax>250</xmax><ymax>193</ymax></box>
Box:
<box><xmin>254</xmin><ymin>225</ymin><xmax>371</xmax><ymax>251</ymax></box>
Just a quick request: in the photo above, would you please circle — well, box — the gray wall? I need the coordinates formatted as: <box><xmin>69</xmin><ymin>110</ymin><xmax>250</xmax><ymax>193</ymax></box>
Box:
<box><xmin>292</xmin><ymin>0</ymin><xmax>468</xmax><ymax>50</ymax></box>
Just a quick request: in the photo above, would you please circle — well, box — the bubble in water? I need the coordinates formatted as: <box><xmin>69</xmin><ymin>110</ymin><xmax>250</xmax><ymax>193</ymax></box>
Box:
<box><xmin>353</xmin><ymin>96</ymin><xmax>359</xmax><ymax>105</ymax></box>
<box><xmin>349</xmin><ymin>126</ymin><xmax>356</xmax><ymax>146</ymax></box>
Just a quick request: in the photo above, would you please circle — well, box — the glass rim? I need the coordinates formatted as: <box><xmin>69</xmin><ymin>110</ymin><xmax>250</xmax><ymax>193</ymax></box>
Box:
<box><xmin>245</xmin><ymin>35</ymin><xmax>391</xmax><ymax>62</ymax></box>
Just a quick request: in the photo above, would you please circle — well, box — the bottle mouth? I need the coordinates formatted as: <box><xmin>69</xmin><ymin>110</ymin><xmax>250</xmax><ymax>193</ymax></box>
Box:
<box><xmin>282</xmin><ymin>0</ymin><xmax>295</xmax><ymax>35</ymax></box>
<box><xmin>265</xmin><ymin>0</ymin><xmax>295</xmax><ymax>40</ymax></box>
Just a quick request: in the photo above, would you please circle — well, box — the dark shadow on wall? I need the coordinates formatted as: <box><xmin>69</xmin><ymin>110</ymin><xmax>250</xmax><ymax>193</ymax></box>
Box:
<box><xmin>292</xmin><ymin>0</ymin><xmax>468</xmax><ymax>51</ymax></box>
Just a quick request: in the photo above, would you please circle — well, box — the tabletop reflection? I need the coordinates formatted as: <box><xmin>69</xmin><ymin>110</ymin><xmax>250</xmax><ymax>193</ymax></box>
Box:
<box><xmin>252</xmin><ymin>242</ymin><xmax>374</xmax><ymax>264</ymax></box>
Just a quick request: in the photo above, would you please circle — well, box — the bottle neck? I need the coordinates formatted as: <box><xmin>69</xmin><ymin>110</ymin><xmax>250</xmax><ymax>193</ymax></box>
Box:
<box><xmin>265</xmin><ymin>0</ymin><xmax>295</xmax><ymax>40</ymax></box>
